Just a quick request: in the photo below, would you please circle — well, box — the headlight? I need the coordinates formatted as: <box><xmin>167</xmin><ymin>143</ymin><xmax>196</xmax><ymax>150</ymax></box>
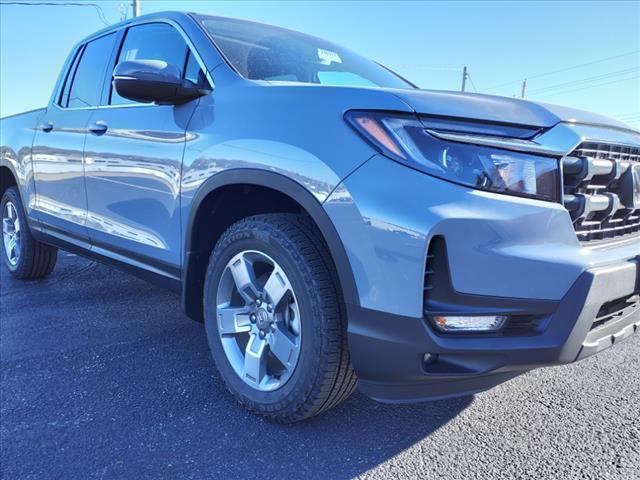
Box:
<box><xmin>345</xmin><ymin>111</ymin><xmax>560</xmax><ymax>202</ymax></box>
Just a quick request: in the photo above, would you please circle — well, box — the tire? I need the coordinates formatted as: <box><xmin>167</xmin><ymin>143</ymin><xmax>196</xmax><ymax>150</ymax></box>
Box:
<box><xmin>203</xmin><ymin>213</ymin><xmax>356</xmax><ymax>422</ymax></box>
<box><xmin>1</xmin><ymin>187</ymin><xmax>57</xmax><ymax>279</ymax></box>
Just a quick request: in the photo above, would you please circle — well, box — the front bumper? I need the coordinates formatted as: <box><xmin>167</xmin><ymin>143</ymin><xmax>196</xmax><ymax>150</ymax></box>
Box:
<box><xmin>348</xmin><ymin>257</ymin><xmax>639</xmax><ymax>403</ymax></box>
<box><xmin>325</xmin><ymin>153</ymin><xmax>639</xmax><ymax>402</ymax></box>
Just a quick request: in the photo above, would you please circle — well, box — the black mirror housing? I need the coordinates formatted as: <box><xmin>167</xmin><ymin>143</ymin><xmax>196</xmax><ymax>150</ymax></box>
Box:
<box><xmin>113</xmin><ymin>60</ymin><xmax>207</xmax><ymax>105</ymax></box>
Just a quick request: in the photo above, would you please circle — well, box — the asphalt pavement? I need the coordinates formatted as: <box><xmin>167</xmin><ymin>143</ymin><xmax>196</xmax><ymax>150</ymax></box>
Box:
<box><xmin>1</xmin><ymin>252</ymin><xmax>639</xmax><ymax>480</ymax></box>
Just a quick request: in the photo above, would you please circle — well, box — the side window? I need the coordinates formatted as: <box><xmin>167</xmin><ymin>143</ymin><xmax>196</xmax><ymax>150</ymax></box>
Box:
<box><xmin>67</xmin><ymin>33</ymin><xmax>117</xmax><ymax>108</ymax></box>
<box><xmin>111</xmin><ymin>23</ymin><xmax>189</xmax><ymax>105</ymax></box>
<box><xmin>184</xmin><ymin>51</ymin><xmax>210</xmax><ymax>90</ymax></box>
<box><xmin>58</xmin><ymin>46</ymin><xmax>83</xmax><ymax>107</ymax></box>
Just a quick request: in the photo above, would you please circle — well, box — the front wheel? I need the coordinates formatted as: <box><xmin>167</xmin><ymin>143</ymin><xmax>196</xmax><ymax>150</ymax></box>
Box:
<box><xmin>1</xmin><ymin>187</ymin><xmax>57</xmax><ymax>279</ymax></box>
<box><xmin>203</xmin><ymin>214</ymin><xmax>356</xmax><ymax>422</ymax></box>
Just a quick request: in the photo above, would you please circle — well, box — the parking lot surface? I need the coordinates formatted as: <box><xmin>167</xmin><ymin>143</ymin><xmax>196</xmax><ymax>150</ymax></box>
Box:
<box><xmin>1</xmin><ymin>253</ymin><xmax>639</xmax><ymax>479</ymax></box>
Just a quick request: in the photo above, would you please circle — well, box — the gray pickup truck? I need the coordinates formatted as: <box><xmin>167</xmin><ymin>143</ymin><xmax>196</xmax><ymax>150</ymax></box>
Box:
<box><xmin>1</xmin><ymin>11</ymin><xmax>639</xmax><ymax>422</ymax></box>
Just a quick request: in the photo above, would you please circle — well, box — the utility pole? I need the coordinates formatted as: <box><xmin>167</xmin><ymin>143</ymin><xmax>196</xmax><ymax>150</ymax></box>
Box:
<box><xmin>132</xmin><ymin>0</ymin><xmax>140</xmax><ymax>17</ymax></box>
<box><xmin>521</xmin><ymin>78</ymin><xmax>527</xmax><ymax>99</ymax></box>
<box><xmin>461</xmin><ymin>66</ymin><xmax>468</xmax><ymax>92</ymax></box>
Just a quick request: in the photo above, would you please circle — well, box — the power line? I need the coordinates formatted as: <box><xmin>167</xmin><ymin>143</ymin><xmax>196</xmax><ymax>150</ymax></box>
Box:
<box><xmin>534</xmin><ymin>75</ymin><xmax>640</xmax><ymax>99</ymax></box>
<box><xmin>616</xmin><ymin>114</ymin><xmax>640</xmax><ymax>122</ymax></box>
<box><xmin>613</xmin><ymin>111</ymin><xmax>640</xmax><ymax>117</ymax></box>
<box><xmin>536</xmin><ymin>76</ymin><xmax>639</xmax><ymax>99</ymax></box>
<box><xmin>468</xmin><ymin>74</ymin><xmax>479</xmax><ymax>93</ymax></box>
<box><xmin>482</xmin><ymin>50</ymin><xmax>639</xmax><ymax>92</ymax></box>
<box><xmin>0</xmin><ymin>1</ymin><xmax>111</xmax><ymax>26</ymax></box>
<box><xmin>528</xmin><ymin>68</ymin><xmax>638</xmax><ymax>95</ymax></box>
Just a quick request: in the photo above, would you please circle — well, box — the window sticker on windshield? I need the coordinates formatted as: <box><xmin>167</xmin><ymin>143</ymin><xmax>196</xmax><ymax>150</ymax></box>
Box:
<box><xmin>317</xmin><ymin>48</ymin><xmax>342</xmax><ymax>65</ymax></box>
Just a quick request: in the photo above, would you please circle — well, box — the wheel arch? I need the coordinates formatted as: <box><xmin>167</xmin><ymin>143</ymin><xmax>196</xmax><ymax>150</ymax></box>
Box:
<box><xmin>0</xmin><ymin>163</ymin><xmax>18</xmax><ymax>199</ymax></box>
<box><xmin>182</xmin><ymin>169</ymin><xmax>359</xmax><ymax>321</ymax></box>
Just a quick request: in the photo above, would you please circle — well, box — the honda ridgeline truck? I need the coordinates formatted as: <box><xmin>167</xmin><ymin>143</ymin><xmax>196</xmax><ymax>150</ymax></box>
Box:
<box><xmin>1</xmin><ymin>12</ymin><xmax>639</xmax><ymax>422</ymax></box>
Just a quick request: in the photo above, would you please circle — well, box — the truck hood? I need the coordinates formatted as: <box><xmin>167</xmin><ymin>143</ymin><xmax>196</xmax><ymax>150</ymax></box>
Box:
<box><xmin>387</xmin><ymin>88</ymin><xmax>637</xmax><ymax>133</ymax></box>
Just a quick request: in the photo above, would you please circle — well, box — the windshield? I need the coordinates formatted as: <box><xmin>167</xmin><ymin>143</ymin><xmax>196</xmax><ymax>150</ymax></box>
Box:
<box><xmin>196</xmin><ymin>15</ymin><xmax>414</xmax><ymax>89</ymax></box>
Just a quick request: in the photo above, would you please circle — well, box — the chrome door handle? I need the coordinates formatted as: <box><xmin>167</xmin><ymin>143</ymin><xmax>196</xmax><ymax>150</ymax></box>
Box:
<box><xmin>88</xmin><ymin>121</ymin><xmax>108</xmax><ymax>135</ymax></box>
<box><xmin>40</xmin><ymin>122</ymin><xmax>53</xmax><ymax>133</ymax></box>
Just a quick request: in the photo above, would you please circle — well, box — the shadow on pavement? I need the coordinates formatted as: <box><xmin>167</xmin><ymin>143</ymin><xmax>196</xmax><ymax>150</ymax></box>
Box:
<box><xmin>1</xmin><ymin>255</ymin><xmax>472</xmax><ymax>479</ymax></box>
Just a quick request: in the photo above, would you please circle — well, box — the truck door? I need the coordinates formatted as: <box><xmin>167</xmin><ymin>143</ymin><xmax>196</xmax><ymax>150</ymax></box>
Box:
<box><xmin>82</xmin><ymin>23</ymin><xmax>206</xmax><ymax>276</ymax></box>
<box><xmin>31</xmin><ymin>32</ymin><xmax>118</xmax><ymax>245</ymax></box>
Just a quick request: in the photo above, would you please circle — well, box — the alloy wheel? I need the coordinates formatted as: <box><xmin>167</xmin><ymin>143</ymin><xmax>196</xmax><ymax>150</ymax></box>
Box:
<box><xmin>2</xmin><ymin>201</ymin><xmax>21</xmax><ymax>267</ymax></box>
<box><xmin>216</xmin><ymin>250</ymin><xmax>302</xmax><ymax>391</ymax></box>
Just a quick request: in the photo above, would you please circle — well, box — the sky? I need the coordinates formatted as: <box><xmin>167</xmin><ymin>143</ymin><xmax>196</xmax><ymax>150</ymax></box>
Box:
<box><xmin>1</xmin><ymin>1</ymin><xmax>639</xmax><ymax>128</ymax></box>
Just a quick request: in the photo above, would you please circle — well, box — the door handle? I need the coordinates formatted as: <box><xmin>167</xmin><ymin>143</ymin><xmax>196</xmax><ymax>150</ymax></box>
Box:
<box><xmin>40</xmin><ymin>122</ymin><xmax>53</xmax><ymax>133</ymax></box>
<box><xmin>88</xmin><ymin>121</ymin><xmax>108</xmax><ymax>135</ymax></box>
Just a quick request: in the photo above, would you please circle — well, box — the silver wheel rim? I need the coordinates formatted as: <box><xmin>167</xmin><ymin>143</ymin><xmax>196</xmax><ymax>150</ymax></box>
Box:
<box><xmin>2</xmin><ymin>202</ymin><xmax>21</xmax><ymax>267</ymax></box>
<box><xmin>216</xmin><ymin>250</ymin><xmax>302</xmax><ymax>392</ymax></box>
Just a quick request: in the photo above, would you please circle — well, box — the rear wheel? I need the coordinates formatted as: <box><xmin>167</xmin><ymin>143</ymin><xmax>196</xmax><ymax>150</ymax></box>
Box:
<box><xmin>1</xmin><ymin>187</ymin><xmax>57</xmax><ymax>279</ymax></box>
<box><xmin>203</xmin><ymin>213</ymin><xmax>356</xmax><ymax>422</ymax></box>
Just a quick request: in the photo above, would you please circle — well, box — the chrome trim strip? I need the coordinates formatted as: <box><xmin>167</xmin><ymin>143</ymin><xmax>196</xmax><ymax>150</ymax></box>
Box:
<box><xmin>424</xmin><ymin>130</ymin><xmax>566</xmax><ymax>156</ymax></box>
<box><xmin>583</xmin><ymin>194</ymin><xmax>611</xmax><ymax>215</ymax></box>
<box><xmin>562</xmin><ymin>156</ymin><xmax>631</xmax><ymax>183</ymax></box>
<box><xmin>589</xmin><ymin>158</ymin><xmax>615</xmax><ymax>177</ymax></box>
<box><xmin>535</xmin><ymin>123</ymin><xmax>640</xmax><ymax>156</ymax></box>
<box><xmin>428</xmin><ymin>122</ymin><xmax>640</xmax><ymax>158</ymax></box>
<box><xmin>52</xmin><ymin>103</ymin><xmax>155</xmax><ymax>112</ymax></box>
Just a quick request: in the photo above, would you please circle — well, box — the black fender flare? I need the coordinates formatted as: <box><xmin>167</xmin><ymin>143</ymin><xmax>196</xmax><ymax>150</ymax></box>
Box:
<box><xmin>181</xmin><ymin>168</ymin><xmax>359</xmax><ymax>320</ymax></box>
<box><xmin>1</xmin><ymin>156</ymin><xmax>44</xmax><ymax>235</ymax></box>
<box><xmin>0</xmin><ymin>159</ymin><xmax>19</xmax><ymax>192</ymax></box>
<box><xmin>0</xmin><ymin>160</ymin><xmax>28</xmax><ymax>212</ymax></box>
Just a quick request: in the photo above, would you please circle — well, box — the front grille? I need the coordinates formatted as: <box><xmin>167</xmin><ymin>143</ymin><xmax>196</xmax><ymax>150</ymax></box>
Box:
<box><xmin>563</xmin><ymin>141</ymin><xmax>640</xmax><ymax>243</ymax></box>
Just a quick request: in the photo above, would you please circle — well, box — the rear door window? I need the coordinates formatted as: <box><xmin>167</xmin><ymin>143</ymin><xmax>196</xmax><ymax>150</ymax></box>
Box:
<box><xmin>66</xmin><ymin>33</ymin><xmax>118</xmax><ymax>108</ymax></box>
<box><xmin>111</xmin><ymin>23</ymin><xmax>189</xmax><ymax>105</ymax></box>
<box><xmin>58</xmin><ymin>46</ymin><xmax>83</xmax><ymax>107</ymax></box>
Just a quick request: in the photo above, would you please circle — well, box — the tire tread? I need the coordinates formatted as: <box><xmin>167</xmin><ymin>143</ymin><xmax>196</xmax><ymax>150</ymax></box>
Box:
<box><xmin>1</xmin><ymin>187</ymin><xmax>57</xmax><ymax>280</ymax></box>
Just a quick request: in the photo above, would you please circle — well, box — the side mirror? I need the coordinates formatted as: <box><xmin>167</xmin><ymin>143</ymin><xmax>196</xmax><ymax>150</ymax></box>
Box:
<box><xmin>113</xmin><ymin>59</ymin><xmax>207</xmax><ymax>105</ymax></box>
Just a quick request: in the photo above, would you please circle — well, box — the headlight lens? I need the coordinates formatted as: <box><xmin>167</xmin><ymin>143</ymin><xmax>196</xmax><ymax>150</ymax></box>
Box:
<box><xmin>346</xmin><ymin>111</ymin><xmax>560</xmax><ymax>202</ymax></box>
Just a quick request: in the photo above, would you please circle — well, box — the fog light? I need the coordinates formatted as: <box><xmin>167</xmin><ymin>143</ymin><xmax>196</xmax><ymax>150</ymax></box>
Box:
<box><xmin>431</xmin><ymin>315</ymin><xmax>508</xmax><ymax>333</ymax></box>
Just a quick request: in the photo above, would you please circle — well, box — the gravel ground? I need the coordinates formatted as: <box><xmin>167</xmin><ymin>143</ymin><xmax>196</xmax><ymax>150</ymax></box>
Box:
<box><xmin>1</xmin><ymin>253</ymin><xmax>639</xmax><ymax>480</ymax></box>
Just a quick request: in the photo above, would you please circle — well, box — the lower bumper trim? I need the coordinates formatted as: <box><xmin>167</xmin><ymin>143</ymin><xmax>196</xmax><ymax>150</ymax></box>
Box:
<box><xmin>348</xmin><ymin>256</ymin><xmax>639</xmax><ymax>403</ymax></box>
<box><xmin>359</xmin><ymin>371</ymin><xmax>523</xmax><ymax>404</ymax></box>
<box><xmin>578</xmin><ymin>305</ymin><xmax>640</xmax><ymax>360</ymax></box>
